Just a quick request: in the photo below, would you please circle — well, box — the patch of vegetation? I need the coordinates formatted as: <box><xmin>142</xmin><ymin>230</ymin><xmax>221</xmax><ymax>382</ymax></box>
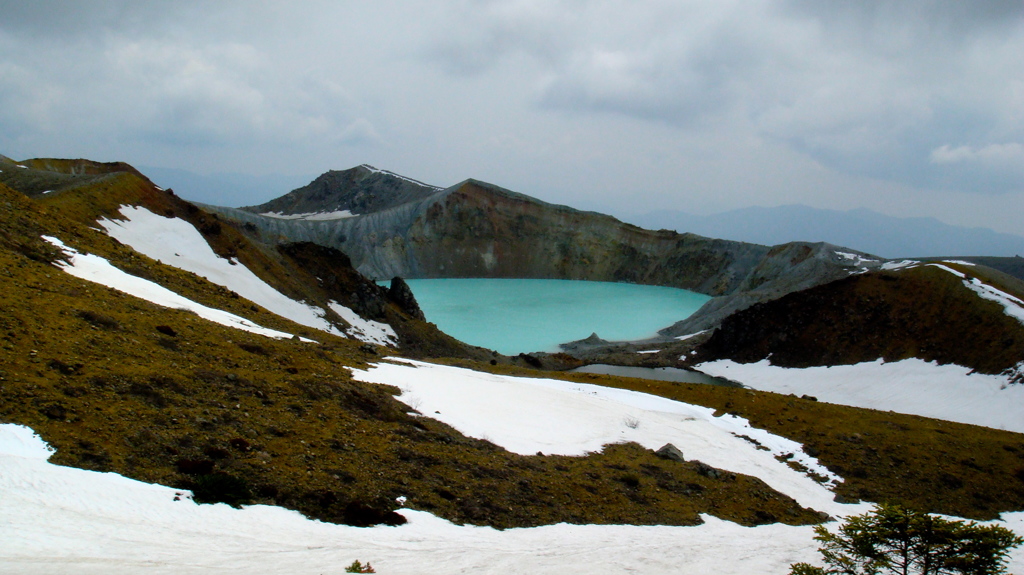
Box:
<box><xmin>345</xmin><ymin>560</ymin><xmax>376</xmax><ymax>573</ymax></box>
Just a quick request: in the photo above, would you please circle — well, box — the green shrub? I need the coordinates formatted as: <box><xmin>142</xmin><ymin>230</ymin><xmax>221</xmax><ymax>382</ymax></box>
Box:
<box><xmin>344</xmin><ymin>559</ymin><xmax>375</xmax><ymax>573</ymax></box>
<box><xmin>791</xmin><ymin>504</ymin><xmax>1023</xmax><ymax>574</ymax></box>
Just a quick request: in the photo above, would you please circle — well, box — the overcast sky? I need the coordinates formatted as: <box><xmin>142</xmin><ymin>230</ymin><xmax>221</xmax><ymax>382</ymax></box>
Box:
<box><xmin>2</xmin><ymin>1</ymin><xmax>1023</xmax><ymax>234</ymax></box>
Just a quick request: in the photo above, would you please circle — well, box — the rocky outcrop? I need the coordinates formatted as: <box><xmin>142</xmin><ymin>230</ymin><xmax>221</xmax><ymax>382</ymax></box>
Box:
<box><xmin>387</xmin><ymin>277</ymin><xmax>425</xmax><ymax>321</ymax></box>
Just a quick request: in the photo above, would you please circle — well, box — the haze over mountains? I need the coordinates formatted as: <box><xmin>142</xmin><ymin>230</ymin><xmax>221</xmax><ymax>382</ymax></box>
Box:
<box><xmin>633</xmin><ymin>205</ymin><xmax>1024</xmax><ymax>260</ymax></box>
<box><xmin>144</xmin><ymin>165</ymin><xmax>1024</xmax><ymax>261</ymax></box>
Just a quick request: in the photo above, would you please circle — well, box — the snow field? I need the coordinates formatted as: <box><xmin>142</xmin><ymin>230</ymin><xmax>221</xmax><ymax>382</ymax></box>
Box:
<box><xmin>351</xmin><ymin>359</ymin><xmax>858</xmax><ymax>516</ymax></box>
<box><xmin>42</xmin><ymin>236</ymin><xmax>312</xmax><ymax>341</ymax></box>
<box><xmin>696</xmin><ymin>358</ymin><xmax>1024</xmax><ymax>433</ymax></box>
<box><xmin>0</xmin><ymin>423</ymin><xmax>828</xmax><ymax>574</ymax></box>
<box><xmin>97</xmin><ymin>205</ymin><xmax>396</xmax><ymax>346</ymax></box>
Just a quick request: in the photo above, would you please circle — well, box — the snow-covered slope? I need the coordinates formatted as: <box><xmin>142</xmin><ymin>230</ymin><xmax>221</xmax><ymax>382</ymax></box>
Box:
<box><xmin>353</xmin><ymin>360</ymin><xmax>848</xmax><ymax>514</ymax></box>
<box><xmin>694</xmin><ymin>261</ymin><xmax>1024</xmax><ymax>433</ymax></box>
<box><xmin>41</xmin><ymin>236</ymin><xmax>312</xmax><ymax>341</ymax></box>
<box><xmin>0</xmin><ymin>424</ymin><xmax>823</xmax><ymax>575</ymax></box>
<box><xmin>98</xmin><ymin>205</ymin><xmax>396</xmax><ymax>346</ymax></box>
<box><xmin>697</xmin><ymin>358</ymin><xmax>1024</xmax><ymax>433</ymax></box>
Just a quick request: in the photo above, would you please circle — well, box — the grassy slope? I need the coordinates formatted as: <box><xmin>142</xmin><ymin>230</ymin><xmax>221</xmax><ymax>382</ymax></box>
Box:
<box><xmin>0</xmin><ymin>179</ymin><xmax>822</xmax><ymax>529</ymax></box>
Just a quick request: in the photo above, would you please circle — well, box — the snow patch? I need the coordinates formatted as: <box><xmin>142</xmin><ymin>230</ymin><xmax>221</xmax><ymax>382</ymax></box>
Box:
<box><xmin>696</xmin><ymin>358</ymin><xmax>1024</xmax><ymax>433</ymax></box>
<box><xmin>675</xmin><ymin>329</ymin><xmax>709</xmax><ymax>342</ymax></box>
<box><xmin>880</xmin><ymin>259</ymin><xmax>919</xmax><ymax>270</ymax></box>
<box><xmin>834</xmin><ymin>251</ymin><xmax>877</xmax><ymax>266</ymax></box>
<box><xmin>353</xmin><ymin>359</ymin><xmax>850</xmax><ymax>514</ymax></box>
<box><xmin>328</xmin><ymin>302</ymin><xmax>397</xmax><ymax>346</ymax></box>
<box><xmin>929</xmin><ymin>263</ymin><xmax>1024</xmax><ymax>326</ymax></box>
<box><xmin>964</xmin><ymin>277</ymin><xmax>1024</xmax><ymax>326</ymax></box>
<box><xmin>41</xmin><ymin>235</ymin><xmax>313</xmax><ymax>342</ymax></box>
<box><xmin>96</xmin><ymin>205</ymin><xmax>396</xmax><ymax>346</ymax></box>
<box><xmin>360</xmin><ymin>164</ymin><xmax>443</xmax><ymax>191</ymax></box>
<box><xmin>636</xmin><ymin>350</ymin><xmax>660</xmax><ymax>354</ymax></box>
<box><xmin>260</xmin><ymin>210</ymin><xmax>357</xmax><ymax>221</ymax></box>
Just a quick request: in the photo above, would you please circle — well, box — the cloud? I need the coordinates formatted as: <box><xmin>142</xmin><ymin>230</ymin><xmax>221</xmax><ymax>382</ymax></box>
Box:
<box><xmin>930</xmin><ymin>143</ymin><xmax>1024</xmax><ymax>166</ymax></box>
<box><xmin>0</xmin><ymin>29</ymin><xmax>372</xmax><ymax>155</ymax></box>
<box><xmin>425</xmin><ymin>0</ymin><xmax>1024</xmax><ymax>193</ymax></box>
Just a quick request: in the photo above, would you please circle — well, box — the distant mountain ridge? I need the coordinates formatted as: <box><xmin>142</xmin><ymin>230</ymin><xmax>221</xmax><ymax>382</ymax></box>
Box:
<box><xmin>629</xmin><ymin>205</ymin><xmax>1024</xmax><ymax>259</ymax></box>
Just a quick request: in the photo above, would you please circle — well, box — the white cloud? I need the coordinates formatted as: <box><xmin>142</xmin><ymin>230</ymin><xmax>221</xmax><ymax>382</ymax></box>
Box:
<box><xmin>930</xmin><ymin>143</ymin><xmax>1024</xmax><ymax>165</ymax></box>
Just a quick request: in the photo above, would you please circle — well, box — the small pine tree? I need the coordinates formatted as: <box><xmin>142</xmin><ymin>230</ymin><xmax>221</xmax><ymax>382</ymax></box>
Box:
<box><xmin>790</xmin><ymin>504</ymin><xmax>1023</xmax><ymax>575</ymax></box>
<box><xmin>344</xmin><ymin>559</ymin><xmax>376</xmax><ymax>573</ymax></box>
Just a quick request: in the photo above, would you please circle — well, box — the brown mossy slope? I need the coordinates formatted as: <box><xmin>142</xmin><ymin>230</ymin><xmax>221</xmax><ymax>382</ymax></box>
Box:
<box><xmin>0</xmin><ymin>181</ymin><xmax>822</xmax><ymax>528</ymax></box>
<box><xmin>7</xmin><ymin>158</ymin><xmax>488</xmax><ymax>357</ymax></box>
<box><xmin>690</xmin><ymin>266</ymin><xmax>1024</xmax><ymax>374</ymax></box>
<box><xmin>443</xmin><ymin>359</ymin><xmax>1024</xmax><ymax>521</ymax></box>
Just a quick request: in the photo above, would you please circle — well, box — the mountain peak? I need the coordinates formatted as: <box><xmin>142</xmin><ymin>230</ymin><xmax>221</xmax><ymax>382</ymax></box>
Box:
<box><xmin>242</xmin><ymin>165</ymin><xmax>444</xmax><ymax>218</ymax></box>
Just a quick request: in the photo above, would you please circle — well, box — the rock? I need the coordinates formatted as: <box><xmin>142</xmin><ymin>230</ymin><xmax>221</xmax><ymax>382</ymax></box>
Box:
<box><xmin>388</xmin><ymin>277</ymin><xmax>425</xmax><ymax>320</ymax></box>
<box><xmin>655</xmin><ymin>443</ymin><xmax>685</xmax><ymax>462</ymax></box>
<box><xmin>693</xmin><ymin>460</ymin><xmax>721</xmax><ymax>479</ymax></box>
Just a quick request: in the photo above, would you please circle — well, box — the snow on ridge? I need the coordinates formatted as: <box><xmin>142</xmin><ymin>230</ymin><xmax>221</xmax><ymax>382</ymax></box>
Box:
<box><xmin>696</xmin><ymin>358</ymin><xmax>1024</xmax><ymax>434</ymax></box>
<box><xmin>97</xmin><ymin>205</ymin><xmax>396</xmax><ymax>346</ymax></box>
<box><xmin>352</xmin><ymin>359</ymin><xmax>849</xmax><ymax>514</ymax></box>
<box><xmin>41</xmin><ymin>235</ymin><xmax>312</xmax><ymax>342</ymax></box>
<box><xmin>260</xmin><ymin>210</ymin><xmax>357</xmax><ymax>221</ymax></box>
<box><xmin>834</xmin><ymin>251</ymin><xmax>878</xmax><ymax>266</ymax></box>
<box><xmin>880</xmin><ymin>259</ymin><xmax>920</xmax><ymax>270</ymax></box>
<box><xmin>359</xmin><ymin>163</ymin><xmax>443</xmax><ymax>191</ymax></box>
<box><xmin>929</xmin><ymin>263</ymin><xmax>1024</xmax><ymax>326</ymax></box>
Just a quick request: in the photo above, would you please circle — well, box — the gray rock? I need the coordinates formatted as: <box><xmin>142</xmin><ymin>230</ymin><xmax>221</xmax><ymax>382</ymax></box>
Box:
<box><xmin>655</xmin><ymin>443</ymin><xmax>685</xmax><ymax>462</ymax></box>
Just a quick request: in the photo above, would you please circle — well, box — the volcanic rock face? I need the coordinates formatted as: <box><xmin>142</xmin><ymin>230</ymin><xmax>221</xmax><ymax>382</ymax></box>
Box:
<box><xmin>206</xmin><ymin>167</ymin><xmax>883</xmax><ymax>332</ymax></box>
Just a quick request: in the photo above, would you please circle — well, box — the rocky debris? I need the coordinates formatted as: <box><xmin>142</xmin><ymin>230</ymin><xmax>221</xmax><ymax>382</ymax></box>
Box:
<box><xmin>655</xmin><ymin>443</ymin><xmax>685</xmax><ymax>462</ymax></box>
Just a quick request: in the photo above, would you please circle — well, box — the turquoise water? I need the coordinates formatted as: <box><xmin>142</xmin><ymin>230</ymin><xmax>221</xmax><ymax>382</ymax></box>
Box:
<box><xmin>397</xmin><ymin>278</ymin><xmax>710</xmax><ymax>355</ymax></box>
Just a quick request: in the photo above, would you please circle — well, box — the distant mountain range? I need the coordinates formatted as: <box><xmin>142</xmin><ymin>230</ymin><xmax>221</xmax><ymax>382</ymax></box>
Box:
<box><xmin>629</xmin><ymin>205</ymin><xmax>1024</xmax><ymax>259</ymax></box>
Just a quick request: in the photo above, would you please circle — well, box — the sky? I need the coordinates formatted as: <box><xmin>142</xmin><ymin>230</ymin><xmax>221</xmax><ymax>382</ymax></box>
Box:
<box><xmin>1</xmin><ymin>1</ymin><xmax>1023</xmax><ymax>234</ymax></box>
